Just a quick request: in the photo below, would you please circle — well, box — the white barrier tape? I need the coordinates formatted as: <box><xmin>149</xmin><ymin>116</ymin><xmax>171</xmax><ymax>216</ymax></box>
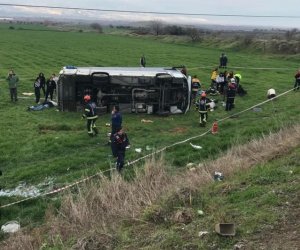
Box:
<box><xmin>189</xmin><ymin>66</ymin><xmax>295</xmax><ymax>71</ymax></box>
<box><xmin>217</xmin><ymin>87</ymin><xmax>296</xmax><ymax>123</ymax></box>
<box><xmin>0</xmin><ymin>87</ymin><xmax>297</xmax><ymax>209</ymax></box>
<box><xmin>0</xmin><ymin>172</ymin><xmax>106</xmax><ymax>209</ymax></box>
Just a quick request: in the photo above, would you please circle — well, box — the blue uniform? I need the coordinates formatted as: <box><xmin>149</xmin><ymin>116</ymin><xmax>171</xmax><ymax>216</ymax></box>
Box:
<box><xmin>112</xmin><ymin>132</ymin><xmax>129</xmax><ymax>172</ymax></box>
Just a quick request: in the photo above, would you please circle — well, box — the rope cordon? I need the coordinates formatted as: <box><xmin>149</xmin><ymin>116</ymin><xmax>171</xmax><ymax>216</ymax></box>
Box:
<box><xmin>0</xmin><ymin>87</ymin><xmax>297</xmax><ymax>209</ymax></box>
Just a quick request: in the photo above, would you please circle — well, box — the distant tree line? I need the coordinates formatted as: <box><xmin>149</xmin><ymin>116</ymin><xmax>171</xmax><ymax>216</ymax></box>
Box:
<box><xmin>4</xmin><ymin>19</ymin><xmax>300</xmax><ymax>54</ymax></box>
<box><xmin>127</xmin><ymin>22</ymin><xmax>300</xmax><ymax>54</ymax></box>
<box><xmin>127</xmin><ymin>21</ymin><xmax>209</xmax><ymax>42</ymax></box>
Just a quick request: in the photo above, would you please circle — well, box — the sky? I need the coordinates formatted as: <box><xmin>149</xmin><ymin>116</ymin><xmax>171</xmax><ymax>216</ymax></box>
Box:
<box><xmin>0</xmin><ymin>0</ymin><xmax>299</xmax><ymax>29</ymax></box>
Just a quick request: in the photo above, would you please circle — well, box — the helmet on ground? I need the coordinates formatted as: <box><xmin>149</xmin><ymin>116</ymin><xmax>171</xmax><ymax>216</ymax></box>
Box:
<box><xmin>201</xmin><ymin>92</ymin><xmax>207</xmax><ymax>97</ymax></box>
<box><xmin>84</xmin><ymin>95</ymin><xmax>91</xmax><ymax>102</ymax></box>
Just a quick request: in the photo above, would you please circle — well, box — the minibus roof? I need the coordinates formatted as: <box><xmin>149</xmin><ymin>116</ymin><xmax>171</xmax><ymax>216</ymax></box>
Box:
<box><xmin>60</xmin><ymin>66</ymin><xmax>186</xmax><ymax>78</ymax></box>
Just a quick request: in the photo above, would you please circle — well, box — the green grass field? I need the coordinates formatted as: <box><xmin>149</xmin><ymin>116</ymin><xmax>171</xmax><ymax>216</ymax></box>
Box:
<box><xmin>0</xmin><ymin>23</ymin><xmax>299</xmax><ymax>230</ymax></box>
<box><xmin>116</xmin><ymin>147</ymin><xmax>300</xmax><ymax>249</ymax></box>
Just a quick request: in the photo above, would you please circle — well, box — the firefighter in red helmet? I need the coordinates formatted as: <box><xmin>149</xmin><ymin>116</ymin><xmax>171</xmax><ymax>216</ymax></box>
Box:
<box><xmin>82</xmin><ymin>95</ymin><xmax>98</xmax><ymax>136</ymax></box>
<box><xmin>197</xmin><ymin>92</ymin><xmax>211</xmax><ymax>126</ymax></box>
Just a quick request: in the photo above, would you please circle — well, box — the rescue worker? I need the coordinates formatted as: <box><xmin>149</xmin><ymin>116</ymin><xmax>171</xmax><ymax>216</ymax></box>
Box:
<box><xmin>82</xmin><ymin>95</ymin><xmax>98</xmax><ymax>136</ymax></box>
<box><xmin>234</xmin><ymin>73</ymin><xmax>242</xmax><ymax>89</ymax></box>
<box><xmin>112</xmin><ymin>127</ymin><xmax>130</xmax><ymax>173</ymax></box>
<box><xmin>191</xmin><ymin>75</ymin><xmax>201</xmax><ymax>102</ymax></box>
<box><xmin>225</xmin><ymin>83</ymin><xmax>236</xmax><ymax>111</ymax></box>
<box><xmin>197</xmin><ymin>92</ymin><xmax>211</xmax><ymax>126</ymax></box>
<box><xmin>216</xmin><ymin>72</ymin><xmax>225</xmax><ymax>93</ymax></box>
<box><xmin>111</xmin><ymin>105</ymin><xmax>122</xmax><ymax>136</ymax></box>
<box><xmin>230</xmin><ymin>78</ymin><xmax>237</xmax><ymax>90</ymax></box>
<box><xmin>210</xmin><ymin>68</ymin><xmax>218</xmax><ymax>89</ymax></box>
<box><xmin>108</xmin><ymin>105</ymin><xmax>122</xmax><ymax>145</ymax></box>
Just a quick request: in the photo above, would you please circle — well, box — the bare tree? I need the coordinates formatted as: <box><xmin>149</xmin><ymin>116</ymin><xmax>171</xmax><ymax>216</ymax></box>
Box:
<box><xmin>186</xmin><ymin>28</ymin><xmax>202</xmax><ymax>42</ymax></box>
<box><xmin>285</xmin><ymin>28</ymin><xmax>298</xmax><ymax>41</ymax></box>
<box><xmin>150</xmin><ymin>20</ymin><xmax>163</xmax><ymax>36</ymax></box>
<box><xmin>90</xmin><ymin>23</ymin><xmax>103</xmax><ymax>33</ymax></box>
<box><xmin>242</xmin><ymin>33</ymin><xmax>255</xmax><ymax>47</ymax></box>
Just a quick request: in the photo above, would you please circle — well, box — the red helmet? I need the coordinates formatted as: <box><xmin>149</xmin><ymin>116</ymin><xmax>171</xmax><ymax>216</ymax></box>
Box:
<box><xmin>201</xmin><ymin>92</ymin><xmax>207</xmax><ymax>97</ymax></box>
<box><xmin>84</xmin><ymin>95</ymin><xmax>91</xmax><ymax>102</ymax></box>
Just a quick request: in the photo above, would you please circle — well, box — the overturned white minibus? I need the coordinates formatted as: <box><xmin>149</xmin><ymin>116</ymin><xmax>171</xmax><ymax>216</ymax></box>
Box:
<box><xmin>58</xmin><ymin>66</ymin><xmax>191</xmax><ymax>115</ymax></box>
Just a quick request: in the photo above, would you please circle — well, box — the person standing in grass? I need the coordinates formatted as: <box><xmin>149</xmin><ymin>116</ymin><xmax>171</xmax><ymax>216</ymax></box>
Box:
<box><xmin>38</xmin><ymin>72</ymin><xmax>46</xmax><ymax>96</ymax></box>
<box><xmin>191</xmin><ymin>75</ymin><xmax>201</xmax><ymax>102</ymax></box>
<box><xmin>82</xmin><ymin>95</ymin><xmax>98</xmax><ymax>137</ymax></box>
<box><xmin>6</xmin><ymin>69</ymin><xmax>19</xmax><ymax>102</ymax></box>
<box><xmin>225</xmin><ymin>83</ymin><xmax>236</xmax><ymax>111</ymax></box>
<box><xmin>219</xmin><ymin>53</ymin><xmax>228</xmax><ymax>68</ymax></box>
<box><xmin>45</xmin><ymin>75</ymin><xmax>56</xmax><ymax>101</ymax></box>
<box><xmin>197</xmin><ymin>92</ymin><xmax>211</xmax><ymax>127</ymax></box>
<box><xmin>33</xmin><ymin>77</ymin><xmax>41</xmax><ymax>104</ymax></box>
<box><xmin>112</xmin><ymin>127</ymin><xmax>130</xmax><ymax>173</ymax></box>
<box><xmin>294</xmin><ymin>69</ymin><xmax>300</xmax><ymax>91</ymax></box>
<box><xmin>140</xmin><ymin>54</ymin><xmax>146</xmax><ymax>67</ymax></box>
<box><xmin>267</xmin><ymin>88</ymin><xmax>276</xmax><ymax>99</ymax></box>
<box><xmin>210</xmin><ymin>68</ymin><xmax>218</xmax><ymax>89</ymax></box>
<box><xmin>110</xmin><ymin>105</ymin><xmax>122</xmax><ymax>143</ymax></box>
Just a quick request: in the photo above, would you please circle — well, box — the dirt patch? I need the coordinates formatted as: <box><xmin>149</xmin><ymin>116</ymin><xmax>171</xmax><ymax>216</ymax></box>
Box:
<box><xmin>169</xmin><ymin>127</ymin><xmax>188</xmax><ymax>134</ymax></box>
<box><xmin>240</xmin><ymin>189</ymin><xmax>300</xmax><ymax>249</ymax></box>
<box><xmin>38</xmin><ymin>124</ymin><xmax>82</xmax><ymax>133</ymax></box>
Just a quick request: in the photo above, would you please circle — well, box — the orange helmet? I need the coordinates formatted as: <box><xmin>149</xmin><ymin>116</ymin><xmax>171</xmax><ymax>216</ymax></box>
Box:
<box><xmin>201</xmin><ymin>92</ymin><xmax>207</xmax><ymax>98</ymax></box>
<box><xmin>84</xmin><ymin>95</ymin><xmax>91</xmax><ymax>102</ymax></box>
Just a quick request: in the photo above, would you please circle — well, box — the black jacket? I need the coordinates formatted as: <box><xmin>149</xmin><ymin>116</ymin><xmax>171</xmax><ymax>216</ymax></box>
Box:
<box><xmin>83</xmin><ymin>102</ymin><xmax>98</xmax><ymax>119</ymax></box>
<box><xmin>112</xmin><ymin>132</ymin><xmax>129</xmax><ymax>156</ymax></box>
<box><xmin>198</xmin><ymin>97</ymin><xmax>211</xmax><ymax>112</ymax></box>
<box><xmin>46</xmin><ymin>79</ymin><xmax>56</xmax><ymax>91</ymax></box>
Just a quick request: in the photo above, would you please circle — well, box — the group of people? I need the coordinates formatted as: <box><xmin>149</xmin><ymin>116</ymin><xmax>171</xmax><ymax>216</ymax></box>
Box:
<box><xmin>191</xmin><ymin>51</ymin><xmax>249</xmax><ymax>127</ymax></box>
<box><xmin>5</xmin><ymin>69</ymin><xmax>57</xmax><ymax>104</ymax></box>
<box><xmin>33</xmin><ymin>73</ymin><xmax>57</xmax><ymax>104</ymax></box>
<box><xmin>82</xmin><ymin>95</ymin><xmax>129</xmax><ymax>173</ymax></box>
<box><xmin>195</xmin><ymin>64</ymin><xmax>299</xmax><ymax>127</ymax></box>
<box><xmin>191</xmin><ymin>68</ymin><xmax>244</xmax><ymax>126</ymax></box>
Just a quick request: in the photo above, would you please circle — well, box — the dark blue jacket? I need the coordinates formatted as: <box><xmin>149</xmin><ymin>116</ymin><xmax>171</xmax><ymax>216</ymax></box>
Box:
<box><xmin>111</xmin><ymin>111</ymin><xmax>122</xmax><ymax>129</ymax></box>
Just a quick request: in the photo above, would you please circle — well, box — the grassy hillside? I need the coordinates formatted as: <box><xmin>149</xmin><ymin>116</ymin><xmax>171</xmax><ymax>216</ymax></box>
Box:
<box><xmin>114</xmin><ymin>147</ymin><xmax>300</xmax><ymax>250</ymax></box>
<box><xmin>2</xmin><ymin>124</ymin><xmax>299</xmax><ymax>249</ymax></box>
<box><xmin>0</xmin><ymin>23</ymin><xmax>300</xmax><ymax>236</ymax></box>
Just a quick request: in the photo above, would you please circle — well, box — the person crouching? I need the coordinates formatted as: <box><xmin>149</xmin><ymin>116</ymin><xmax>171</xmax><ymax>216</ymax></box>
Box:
<box><xmin>267</xmin><ymin>88</ymin><xmax>276</xmax><ymax>99</ymax></box>
<box><xmin>82</xmin><ymin>95</ymin><xmax>98</xmax><ymax>137</ymax></box>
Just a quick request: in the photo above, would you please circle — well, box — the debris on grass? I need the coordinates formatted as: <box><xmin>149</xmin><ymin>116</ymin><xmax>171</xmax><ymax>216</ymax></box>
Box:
<box><xmin>190</xmin><ymin>143</ymin><xmax>202</xmax><ymax>150</ymax></box>
<box><xmin>215</xmin><ymin>223</ymin><xmax>236</xmax><ymax>236</ymax></box>
<box><xmin>214</xmin><ymin>171</ymin><xmax>224</xmax><ymax>181</ymax></box>
<box><xmin>198</xmin><ymin>231</ymin><xmax>209</xmax><ymax>237</ymax></box>
<box><xmin>135</xmin><ymin>148</ymin><xmax>142</xmax><ymax>153</ymax></box>
<box><xmin>1</xmin><ymin>221</ymin><xmax>21</xmax><ymax>233</ymax></box>
<box><xmin>141</xmin><ymin>119</ymin><xmax>153</xmax><ymax>123</ymax></box>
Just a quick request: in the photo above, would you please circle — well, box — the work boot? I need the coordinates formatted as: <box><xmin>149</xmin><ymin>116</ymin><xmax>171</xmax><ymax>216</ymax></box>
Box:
<box><xmin>93</xmin><ymin>128</ymin><xmax>99</xmax><ymax>135</ymax></box>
